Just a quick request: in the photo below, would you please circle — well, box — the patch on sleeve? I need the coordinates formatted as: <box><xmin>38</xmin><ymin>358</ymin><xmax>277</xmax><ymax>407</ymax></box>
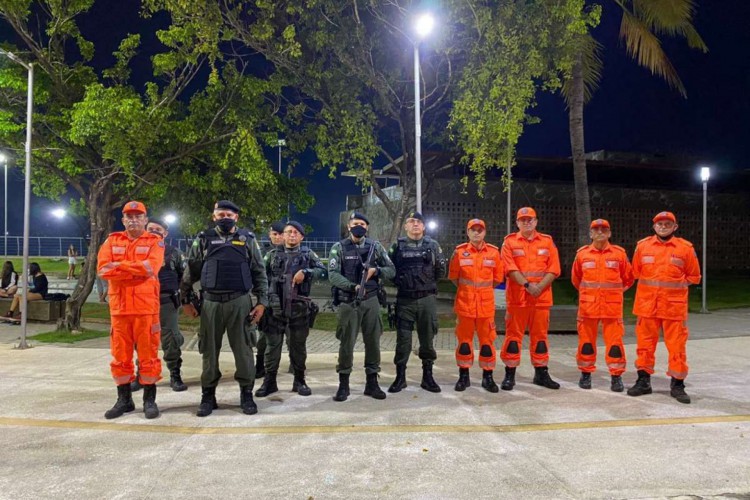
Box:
<box><xmin>329</xmin><ymin>258</ymin><xmax>337</xmax><ymax>270</ymax></box>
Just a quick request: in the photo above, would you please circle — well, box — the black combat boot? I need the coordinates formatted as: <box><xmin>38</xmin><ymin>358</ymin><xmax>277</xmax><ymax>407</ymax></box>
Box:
<box><xmin>533</xmin><ymin>366</ymin><xmax>560</xmax><ymax>389</ymax></box>
<box><xmin>169</xmin><ymin>361</ymin><xmax>187</xmax><ymax>392</ymax></box>
<box><xmin>481</xmin><ymin>370</ymin><xmax>499</xmax><ymax>393</ymax></box>
<box><xmin>627</xmin><ymin>370</ymin><xmax>652</xmax><ymax>397</ymax></box>
<box><xmin>254</xmin><ymin>371</ymin><xmax>278</xmax><ymax>397</ymax></box>
<box><xmin>501</xmin><ymin>367</ymin><xmax>516</xmax><ymax>391</ymax></box>
<box><xmin>611</xmin><ymin>375</ymin><xmax>624</xmax><ymax>393</ymax></box>
<box><xmin>240</xmin><ymin>385</ymin><xmax>258</xmax><ymax>415</ymax></box>
<box><xmin>104</xmin><ymin>384</ymin><xmax>135</xmax><ymax>419</ymax></box>
<box><xmin>454</xmin><ymin>368</ymin><xmax>470</xmax><ymax>392</ymax></box>
<box><xmin>292</xmin><ymin>370</ymin><xmax>312</xmax><ymax>396</ymax></box>
<box><xmin>578</xmin><ymin>372</ymin><xmax>592</xmax><ymax>390</ymax></box>
<box><xmin>420</xmin><ymin>363</ymin><xmax>441</xmax><ymax>393</ymax></box>
<box><xmin>143</xmin><ymin>384</ymin><xmax>159</xmax><ymax>419</ymax></box>
<box><xmin>196</xmin><ymin>386</ymin><xmax>218</xmax><ymax>417</ymax></box>
<box><xmin>333</xmin><ymin>373</ymin><xmax>350</xmax><ymax>402</ymax></box>
<box><xmin>255</xmin><ymin>352</ymin><xmax>266</xmax><ymax>378</ymax></box>
<box><xmin>364</xmin><ymin>372</ymin><xmax>387</xmax><ymax>400</ymax></box>
<box><xmin>670</xmin><ymin>377</ymin><xmax>691</xmax><ymax>404</ymax></box>
<box><xmin>388</xmin><ymin>364</ymin><xmax>407</xmax><ymax>393</ymax></box>
<box><xmin>130</xmin><ymin>375</ymin><xmax>143</xmax><ymax>392</ymax></box>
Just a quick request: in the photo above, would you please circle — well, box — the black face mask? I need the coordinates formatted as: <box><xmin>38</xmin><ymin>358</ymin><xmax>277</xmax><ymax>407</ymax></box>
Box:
<box><xmin>216</xmin><ymin>218</ymin><xmax>236</xmax><ymax>233</ymax></box>
<box><xmin>148</xmin><ymin>229</ymin><xmax>164</xmax><ymax>239</ymax></box>
<box><xmin>350</xmin><ymin>225</ymin><xmax>367</xmax><ymax>238</ymax></box>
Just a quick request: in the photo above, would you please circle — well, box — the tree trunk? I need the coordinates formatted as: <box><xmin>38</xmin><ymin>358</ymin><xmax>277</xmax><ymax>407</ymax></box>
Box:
<box><xmin>568</xmin><ymin>52</ymin><xmax>592</xmax><ymax>248</ymax></box>
<box><xmin>59</xmin><ymin>177</ymin><xmax>114</xmax><ymax>331</ymax></box>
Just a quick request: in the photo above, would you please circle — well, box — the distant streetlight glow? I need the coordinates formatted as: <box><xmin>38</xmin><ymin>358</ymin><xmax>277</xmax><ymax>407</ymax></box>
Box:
<box><xmin>700</xmin><ymin>166</ymin><xmax>710</xmax><ymax>182</ymax></box>
<box><xmin>52</xmin><ymin>208</ymin><xmax>67</xmax><ymax>219</ymax></box>
<box><xmin>427</xmin><ymin>220</ymin><xmax>438</xmax><ymax>231</ymax></box>
<box><xmin>699</xmin><ymin>166</ymin><xmax>711</xmax><ymax>313</ymax></box>
<box><xmin>164</xmin><ymin>213</ymin><xmax>177</xmax><ymax>225</ymax></box>
<box><xmin>415</xmin><ymin>14</ymin><xmax>435</xmax><ymax>38</ymax></box>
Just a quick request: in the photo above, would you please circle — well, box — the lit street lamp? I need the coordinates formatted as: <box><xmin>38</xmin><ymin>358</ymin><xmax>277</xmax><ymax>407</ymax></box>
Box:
<box><xmin>426</xmin><ymin>220</ymin><xmax>438</xmax><ymax>232</ymax></box>
<box><xmin>413</xmin><ymin>13</ymin><xmax>435</xmax><ymax>213</ymax></box>
<box><xmin>51</xmin><ymin>208</ymin><xmax>67</xmax><ymax>219</ymax></box>
<box><xmin>164</xmin><ymin>213</ymin><xmax>177</xmax><ymax>225</ymax></box>
<box><xmin>0</xmin><ymin>48</ymin><xmax>34</xmax><ymax>349</ymax></box>
<box><xmin>700</xmin><ymin>166</ymin><xmax>710</xmax><ymax>314</ymax></box>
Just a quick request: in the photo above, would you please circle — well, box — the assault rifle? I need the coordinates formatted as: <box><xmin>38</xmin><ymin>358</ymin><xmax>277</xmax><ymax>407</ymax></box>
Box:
<box><xmin>354</xmin><ymin>243</ymin><xmax>376</xmax><ymax>306</ymax></box>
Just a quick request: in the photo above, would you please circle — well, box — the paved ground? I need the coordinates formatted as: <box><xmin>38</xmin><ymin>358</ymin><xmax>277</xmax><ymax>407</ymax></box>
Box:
<box><xmin>0</xmin><ymin>309</ymin><xmax>749</xmax><ymax>499</ymax></box>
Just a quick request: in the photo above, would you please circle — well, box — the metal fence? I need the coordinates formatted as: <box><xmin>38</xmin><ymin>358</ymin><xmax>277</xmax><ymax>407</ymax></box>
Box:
<box><xmin>0</xmin><ymin>235</ymin><xmax>342</xmax><ymax>259</ymax></box>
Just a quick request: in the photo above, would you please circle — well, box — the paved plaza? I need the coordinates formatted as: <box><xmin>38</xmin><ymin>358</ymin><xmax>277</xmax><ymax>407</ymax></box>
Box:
<box><xmin>0</xmin><ymin>309</ymin><xmax>748</xmax><ymax>499</ymax></box>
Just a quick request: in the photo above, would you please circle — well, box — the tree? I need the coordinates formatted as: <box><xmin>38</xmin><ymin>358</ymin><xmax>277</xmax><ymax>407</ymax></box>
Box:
<box><xmin>0</xmin><ymin>1</ymin><xmax>294</xmax><ymax>330</ymax></box>
<box><xmin>561</xmin><ymin>0</ymin><xmax>708</xmax><ymax>246</ymax></box>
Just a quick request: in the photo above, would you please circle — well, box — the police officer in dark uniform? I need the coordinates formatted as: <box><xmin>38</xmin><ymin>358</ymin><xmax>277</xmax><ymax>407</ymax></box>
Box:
<box><xmin>256</xmin><ymin>221</ymin><xmax>286</xmax><ymax>378</ymax></box>
<box><xmin>146</xmin><ymin>218</ymin><xmax>188</xmax><ymax>392</ymax></box>
<box><xmin>328</xmin><ymin>212</ymin><xmax>395</xmax><ymax>402</ymax></box>
<box><xmin>255</xmin><ymin>221</ymin><xmax>327</xmax><ymax>398</ymax></box>
<box><xmin>180</xmin><ymin>200</ymin><xmax>268</xmax><ymax>417</ymax></box>
<box><xmin>387</xmin><ymin>211</ymin><xmax>446</xmax><ymax>394</ymax></box>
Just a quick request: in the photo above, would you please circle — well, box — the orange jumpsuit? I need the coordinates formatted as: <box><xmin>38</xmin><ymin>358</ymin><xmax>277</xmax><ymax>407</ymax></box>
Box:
<box><xmin>571</xmin><ymin>243</ymin><xmax>634</xmax><ymax>376</ymax></box>
<box><xmin>98</xmin><ymin>231</ymin><xmax>165</xmax><ymax>386</ymax></box>
<box><xmin>448</xmin><ymin>241</ymin><xmax>504</xmax><ymax>370</ymax></box>
<box><xmin>632</xmin><ymin>235</ymin><xmax>701</xmax><ymax>379</ymax></box>
<box><xmin>501</xmin><ymin>231</ymin><xmax>561</xmax><ymax>367</ymax></box>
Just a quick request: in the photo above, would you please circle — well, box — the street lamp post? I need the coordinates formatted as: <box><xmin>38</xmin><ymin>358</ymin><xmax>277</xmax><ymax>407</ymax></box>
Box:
<box><xmin>700</xmin><ymin>167</ymin><xmax>710</xmax><ymax>314</ymax></box>
<box><xmin>413</xmin><ymin>13</ymin><xmax>434</xmax><ymax>214</ymax></box>
<box><xmin>0</xmin><ymin>48</ymin><xmax>34</xmax><ymax>349</ymax></box>
<box><xmin>0</xmin><ymin>153</ymin><xmax>7</xmax><ymax>257</ymax></box>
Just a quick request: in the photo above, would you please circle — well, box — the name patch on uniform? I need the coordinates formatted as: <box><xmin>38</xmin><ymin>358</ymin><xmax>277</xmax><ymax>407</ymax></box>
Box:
<box><xmin>483</xmin><ymin>259</ymin><xmax>496</xmax><ymax>267</ymax></box>
<box><xmin>642</xmin><ymin>255</ymin><xmax>655</xmax><ymax>264</ymax></box>
<box><xmin>537</xmin><ymin>248</ymin><xmax>549</xmax><ymax>256</ymax></box>
<box><xmin>605</xmin><ymin>260</ymin><xmax>619</xmax><ymax>268</ymax></box>
<box><xmin>512</xmin><ymin>249</ymin><xmax>525</xmax><ymax>256</ymax></box>
<box><xmin>112</xmin><ymin>247</ymin><xmax>126</xmax><ymax>255</ymax></box>
<box><xmin>135</xmin><ymin>246</ymin><xmax>149</xmax><ymax>254</ymax></box>
<box><xmin>459</xmin><ymin>259</ymin><xmax>473</xmax><ymax>266</ymax></box>
<box><xmin>232</xmin><ymin>241</ymin><xmax>246</xmax><ymax>246</ymax></box>
<box><xmin>582</xmin><ymin>261</ymin><xmax>596</xmax><ymax>269</ymax></box>
<box><xmin>671</xmin><ymin>256</ymin><xmax>684</xmax><ymax>267</ymax></box>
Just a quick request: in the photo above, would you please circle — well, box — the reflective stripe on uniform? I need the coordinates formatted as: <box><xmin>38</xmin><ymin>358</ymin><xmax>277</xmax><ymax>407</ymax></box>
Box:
<box><xmin>99</xmin><ymin>262</ymin><xmax>121</xmax><ymax>274</ymax></box>
<box><xmin>521</xmin><ymin>271</ymin><xmax>546</xmax><ymax>278</ymax></box>
<box><xmin>639</xmin><ymin>279</ymin><xmax>689</xmax><ymax>289</ymax></box>
<box><xmin>579</xmin><ymin>281</ymin><xmax>623</xmax><ymax>289</ymax></box>
<box><xmin>142</xmin><ymin>260</ymin><xmax>154</xmax><ymax>277</ymax></box>
<box><xmin>458</xmin><ymin>278</ymin><xmax>493</xmax><ymax>288</ymax></box>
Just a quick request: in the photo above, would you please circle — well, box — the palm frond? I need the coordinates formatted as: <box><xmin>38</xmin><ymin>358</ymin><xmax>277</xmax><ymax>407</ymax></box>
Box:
<box><xmin>631</xmin><ymin>0</ymin><xmax>708</xmax><ymax>52</ymax></box>
<box><xmin>620</xmin><ymin>9</ymin><xmax>687</xmax><ymax>97</ymax></box>
<box><xmin>561</xmin><ymin>34</ymin><xmax>603</xmax><ymax>106</ymax></box>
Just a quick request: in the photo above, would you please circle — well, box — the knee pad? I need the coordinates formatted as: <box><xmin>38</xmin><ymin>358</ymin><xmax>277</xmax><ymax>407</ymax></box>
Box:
<box><xmin>608</xmin><ymin>345</ymin><xmax>623</xmax><ymax>358</ymax></box>
<box><xmin>458</xmin><ymin>342</ymin><xmax>472</xmax><ymax>355</ymax></box>
<box><xmin>581</xmin><ymin>342</ymin><xmax>595</xmax><ymax>355</ymax></box>
<box><xmin>534</xmin><ymin>341</ymin><xmax>548</xmax><ymax>354</ymax></box>
<box><xmin>506</xmin><ymin>340</ymin><xmax>520</xmax><ymax>354</ymax></box>
<box><xmin>479</xmin><ymin>345</ymin><xmax>493</xmax><ymax>357</ymax></box>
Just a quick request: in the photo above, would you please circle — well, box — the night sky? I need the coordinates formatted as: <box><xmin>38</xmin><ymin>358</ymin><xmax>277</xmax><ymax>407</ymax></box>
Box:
<box><xmin>2</xmin><ymin>1</ymin><xmax>747</xmax><ymax>239</ymax></box>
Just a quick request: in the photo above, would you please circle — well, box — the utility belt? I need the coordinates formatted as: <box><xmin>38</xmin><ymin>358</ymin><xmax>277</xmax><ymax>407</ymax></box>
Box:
<box><xmin>396</xmin><ymin>290</ymin><xmax>435</xmax><ymax>300</ymax></box>
<box><xmin>159</xmin><ymin>291</ymin><xmax>180</xmax><ymax>307</ymax></box>
<box><xmin>203</xmin><ymin>290</ymin><xmax>246</xmax><ymax>303</ymax></box>
<box><xmin>337</xmin><ymin>289</ymin><xmax>378</xmax><ymax>305</ymax></box>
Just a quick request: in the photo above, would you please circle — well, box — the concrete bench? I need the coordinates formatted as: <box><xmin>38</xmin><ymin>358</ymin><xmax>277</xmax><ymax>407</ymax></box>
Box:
<box><xmin>0</xmin><ymin>297</ymin><xmax>66</xmax><ymax>322</ymax></box>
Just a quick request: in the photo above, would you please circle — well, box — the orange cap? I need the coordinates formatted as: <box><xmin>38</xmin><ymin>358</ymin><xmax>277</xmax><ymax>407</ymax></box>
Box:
<box><xmin>516</xmin><ymin>207</ymin><xmax>537</xmax><ymax>220</ymax></box>
<box><xmin>652</xmin><ymin>211</ymin><xmax>676</xmax><ymax>224</ymax></box>
<box><xmin>123</xmin><ymin>201</ymin><xmax>147</xmax><ymax>215</ymax></box>
<box><xmin>466</xmin><ymin>218</ymin><xmax>486</xmax><ymax>230</ymax></box>
<box><xmin>590</xmin><ymin>219</ymin><xmax>610</xmax><ymax>229</ymax></box>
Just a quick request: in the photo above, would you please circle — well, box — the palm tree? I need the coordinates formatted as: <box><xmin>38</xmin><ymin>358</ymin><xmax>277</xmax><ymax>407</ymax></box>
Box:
<box><xmin>562</xmin><ymin>0</ymin><xmax>708</xmax><ymax>246</ymax></box>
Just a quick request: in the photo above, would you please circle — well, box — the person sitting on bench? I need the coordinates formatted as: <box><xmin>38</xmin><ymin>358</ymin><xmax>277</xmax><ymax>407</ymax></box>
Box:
<box><xmin>0</xmin><ymin>261</ymin><xmax>19</xmax><ymax>298</ymax></box>
<box><xmin>5</xmin><ymin>262</ymin><xmax>48</xmax><ymax>320</ymax></box>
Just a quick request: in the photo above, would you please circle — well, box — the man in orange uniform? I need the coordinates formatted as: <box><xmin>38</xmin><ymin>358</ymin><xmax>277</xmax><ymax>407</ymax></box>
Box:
<box><xmin>98</xmin><ymin>201</ymin><xmax>165</xmax><ymax>419</ymax></box>
<box><xmin>500</xmin><ymin>207</ymin><xmax>561</xmax><ymax>391</ymax></box>
<box><xmin>448</xmin><ymin>219</ymin><xmax>504</xmax><ymax>393</ymax></box>
<box><xmin>571</xmin><ymin>219</ymin><xmax>634</xmax><ymax>392</ymax></box>
<box><xmin>628</xmin><ymin>211</ymin><xmax>701</xmax><ymax>404</ymax></box>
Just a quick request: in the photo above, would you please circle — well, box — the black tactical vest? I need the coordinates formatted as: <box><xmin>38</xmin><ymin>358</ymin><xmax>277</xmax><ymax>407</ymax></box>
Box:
<box><xmin>158</xmin><ymin>245</ymin><xmax>181</xmax><ymax>294</ymax></box>
<box><xmin>340</xmin><ymin>238</ymin><xmax>379</xmax><ymax>294</ymax></box>
<box><xmin>393</xmin><ymin>237</ymin><xmax>437</xmax><ymax>296</ymax></box>
<box><xmin>200</xmin><ymin>229</ymin><xmax>254</xmax><ymax>292</ymax></box>
<box><xmin>269</xmin><ymin>246</ymin><xmax>313</xmax><ymax>297</ymax></box>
